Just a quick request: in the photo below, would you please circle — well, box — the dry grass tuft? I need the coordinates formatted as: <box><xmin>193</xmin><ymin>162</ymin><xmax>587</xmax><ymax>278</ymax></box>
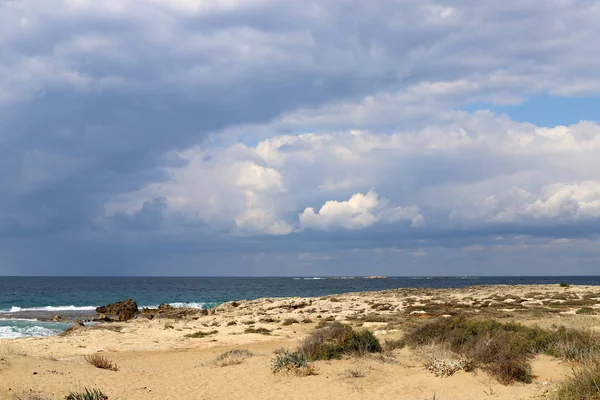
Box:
<box><xmin>383</xmin><ymin>338</ymin><xmax>406</xmax><ymax>352</ymax></box>
<box><xmin>12</xmin><ymin>393</ymin><xmax>52</xmax><ymax>400</ymax></box>
<box><xmin>244</xmin><ymin>327</ymin><xmax>271</xmax><ymax>335</ymax></box>
<box><xmin>84</xmin><ymin>354</ymin><xmax>119</xmax><ymax>371</ymax></box>
<box><xmin>64</xmin><ymin>388</ymin><xmax>109</xmax><ymax>400</ymax></box>
<box><xmin>554</xmin><ymin>356</ymin><xmax>600</xmax><ymax>399</ymax></box>
<box><xmin>344</xmin><ymin>368</ymin><xmax>366</xmax><ymax>378</ymax></box>
<box><xmin>184</xmin><ymin>330</ymin><xmax>218</xmax><ymax>338</ymax></box>
<box><xmin>214</xmin><ymin>349</ymin><xmax>253</xmax><ymax>367</ymax></box>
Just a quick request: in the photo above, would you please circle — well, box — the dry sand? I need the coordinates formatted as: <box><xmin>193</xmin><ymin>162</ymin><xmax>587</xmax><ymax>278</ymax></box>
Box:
<box><xmin>2</xmin><ymin>284</ymin><xmax>600</xmax><ymax>400</ymax></box>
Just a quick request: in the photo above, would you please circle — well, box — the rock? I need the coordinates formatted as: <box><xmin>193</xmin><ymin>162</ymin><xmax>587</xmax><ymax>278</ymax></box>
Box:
<box><xmin>93</xmin><ymin>313</ymin><xmax>114</xmax><ymax>322</ymax></box>
<box><xmin>52</xmin><ymin>315</ymin><xmax>63</xmax><ymax>322</ymax></box>
<box><xmin>95</xmin><ymin>299</ymin><xmax>138</xmax><ymax>321</ymax></box>
<box><xmin>158</xmin><ymin>303</ymin><xmax>174</xmax><ymax>311</ymax></box>
<box><xmin>119</xmin><ymin>309</ymin><xmax>136</xmax><ymax>321</ymax></box>
<box><xmin>59</xmin><ymin>322</ymin><xmax>85</xmax><ymax>336</ymax></box>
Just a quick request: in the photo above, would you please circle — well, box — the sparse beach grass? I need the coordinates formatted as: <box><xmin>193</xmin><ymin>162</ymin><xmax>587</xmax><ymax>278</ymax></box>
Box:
<box><xmin>84</xmin><ymin>354</ymin><xmax>119</xmax><ymax>371</ymax></box>
<box><xmin>214</xmin><ymin>349</ymin><xmax>253</xmax><ymax>367</ymax></box>
<box><xmin>64</xmin><ymin>388</ymin><xmax>108</xmax><ymax>400</ymax></box>
<box><xmin>185</xmin><ymin>330</ymin><xmax>218</xmax><ymax>338</ymax></box>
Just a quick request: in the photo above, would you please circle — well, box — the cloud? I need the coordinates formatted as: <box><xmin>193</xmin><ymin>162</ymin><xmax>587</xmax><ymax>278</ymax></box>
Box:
<box><xmin>2</xmin><ymin>0</ymin><xmax>600</xmax><ymax>273</ymax></box>
<box><xmin>299</xmin><ymin>190</ymin><xmax>423</xmax><ymax>230</ymax></box>
<box><xmin>456</xmin><ymin>181</ymin><xmax>600</xmax><ymax>223</ymax></box>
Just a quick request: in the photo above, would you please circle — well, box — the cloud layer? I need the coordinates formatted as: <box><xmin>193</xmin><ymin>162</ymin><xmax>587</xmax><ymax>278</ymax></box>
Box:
<box><xmin>1</xmin><ymin>0</ymin><xmax>600</xmax><ymax>275</ymax></box>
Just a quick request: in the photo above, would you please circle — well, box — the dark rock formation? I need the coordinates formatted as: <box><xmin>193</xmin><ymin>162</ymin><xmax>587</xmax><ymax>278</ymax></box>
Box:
<box><xmin>95</xmin><ymin>299</ymin><xmax>139</xmax><ymax>321</ymax></box>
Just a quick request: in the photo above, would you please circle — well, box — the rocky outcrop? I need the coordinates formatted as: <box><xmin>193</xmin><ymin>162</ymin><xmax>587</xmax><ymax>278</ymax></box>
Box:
<box><xmin>95</xmin><ymin>299</ymin><xmax>139</xmax><ymax>321</ymax></box>
<box><xmin>59</xmin><ymin>321</ymin><xmax>86</xmax><ymax>336</ymax></box>
<box><xmin>141</xmin><ymin>304</ymin><xmax>208</xmax><ymax>320</ymax></box>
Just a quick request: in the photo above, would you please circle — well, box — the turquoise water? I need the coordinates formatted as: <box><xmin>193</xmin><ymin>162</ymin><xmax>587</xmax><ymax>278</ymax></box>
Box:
<box><xmin>2</xmin><ymin>276</ymin><xmax>600</xmax><ymax>339</ymax></box>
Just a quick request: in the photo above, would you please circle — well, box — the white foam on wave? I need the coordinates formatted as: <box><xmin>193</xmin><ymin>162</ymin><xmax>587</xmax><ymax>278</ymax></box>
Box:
<box><xmin>4</xmin><ymin>305</ymin><xmax>97</xmax><ymax>313</ymax></box>
<box><xmin>0</xmin><ymin>325</ymin><xmax>60</xmax><ymax>339</ymax></box>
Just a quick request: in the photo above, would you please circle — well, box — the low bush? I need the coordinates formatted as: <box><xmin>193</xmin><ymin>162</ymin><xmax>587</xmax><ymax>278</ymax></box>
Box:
<box><xmin>299</xmin><ymin>322</ymin><xmax>382</xmax><ymax>360</ymax></box>
<box><xmin>554</xmin><ymin>357</ymin><xmax>600</xmax><ymax>399</ymax></box>
<box><xmin>184</xmin><ymin>330</ymin><xmax>218</xmax><ymax>338</ymax></box>
<box><xmin>282</xmin><ymin>318</ymin><xmax>299</xmax><ymax>326</ymax></box>
<box><xmin>383</xmin><ymin>338</ymin><xmax>407</xmax><ymax>351</ymax></box>
<box><xmin>84</xmin><ymin>354</ymin><xmax>119</xmax><ymax>371</ymax></box>
<box><xmin>403</xmin><ymin>316</ymin><xmax>600</xmax><ymax>384</ymax></box>
<box><xmin>64</xmin><ymin>388</ymin><xmax>108</xmax><ymax>400</ymax></box>
<box><xmin>576</xmin><ymin>307</ymin><xmax>596</xmax><ymax>315</ymax></box>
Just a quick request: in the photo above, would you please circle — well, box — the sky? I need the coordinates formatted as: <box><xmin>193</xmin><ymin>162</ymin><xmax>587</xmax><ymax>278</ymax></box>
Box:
<box><xmin>1</xmin><ymin>0</ymin><xmax>600</xmax><ymax>276</ymax></box>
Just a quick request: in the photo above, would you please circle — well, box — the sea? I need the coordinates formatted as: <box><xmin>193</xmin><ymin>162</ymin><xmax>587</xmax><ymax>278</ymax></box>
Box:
<box><xmin>2</xmin><ymin>276</ymin><xmax>600</xmax><ymax>339</ymax></box>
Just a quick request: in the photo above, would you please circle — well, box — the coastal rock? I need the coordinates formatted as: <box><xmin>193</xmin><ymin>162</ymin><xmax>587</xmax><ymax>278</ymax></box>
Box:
<box><xmin>59</xmin><ymin>322</ymin><xmax>85</xmax><ymax>336</ymax></box>
<box><xmin>52</xmin><ymin>315</ymin><xmax>63</xmax><ymax>321</ymax></box>
<box><xmin>96</xmin><ymin>299</ymin><xmax>139</xmax><ymax>321</ymax></box>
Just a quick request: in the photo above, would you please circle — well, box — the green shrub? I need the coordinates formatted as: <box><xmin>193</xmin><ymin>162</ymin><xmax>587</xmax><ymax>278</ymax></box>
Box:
<box><xmin>402</xmin><ymin>317</ymin><xmax>580</xmax><ymax>384</ymax></box>
<box><xmin>64</xmin><ymin>388</ymin><xmax>108</xmax><ymax>400</ymax></box>
<box><xmin>271</xmin><ymin>350</ymin><xmax>316</xmax><ymax>375</ymax></box>
<box><xmin>299</xmin><ymin>322</ymin><xmax>381</xmax><ymax>360</ymax></box>
<box><xmin>547</xmin><ymin>326</ymin><xmax>600</xmax><ymax>360</ymax></box>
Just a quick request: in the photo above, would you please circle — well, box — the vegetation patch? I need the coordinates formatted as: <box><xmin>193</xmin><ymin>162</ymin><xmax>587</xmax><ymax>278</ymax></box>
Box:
<box><xmin>214</xmin><ymin>349</ymin><xmax>253</xmax><ymax>367</ymax></box>
<box><xmin>576</xmin><ymin>307</ymin><xmax>596</xmax><ymax>315</ymax></box>
<box><xmin>403</xmin><ymin>316</ymin><xmax>600</xmax><ymax>384</ymax></box>
<box><xmin>244</xmin><ymin>327</ymin><xmax>271</xmax><ymax>335</ymax></box>
<box><xmin>383</xmin><ymin>338</ymin><xmax>406</xmax><ymax>352</ymax></box>
<box><xmin>282</xmin><ymin>318</ymin><xmax>299</xmax><ymax>326</ymax></box>
<box><xmin>554</xmin><ymin>357</ymin><xmax>600</xmax><ymax>400</ymax></box>
<box><xmin>84</xmin><ymin>354</ymin><xmax>119</xmax><ymax>371</ymax></box>
<box><xmin>64</xmin><ymin>388</ymin><xmax>108</xmax><ymax>400</ymax></box>
<box><xmin>426</xmin><ymin>357</ymin><xmax>474</xmax><ymax>377</ymax></box>
<box><xmin>271</xmin><ymin>350</ymin><xmax>316</xmax><ymax>376</ymax></box>
<box><xmin>299</xmin><ymin>322</ymin><xmax>382</xmax><ymax>360</ymax></box>
<box><xmin>184</xmin><ymin>330</ymin><xmax>218</xmax><ymax>338</ymax></box>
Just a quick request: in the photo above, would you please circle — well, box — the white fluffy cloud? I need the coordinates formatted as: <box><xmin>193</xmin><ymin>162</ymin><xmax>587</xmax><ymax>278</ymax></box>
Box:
<box><xmin>105</xmin><ymin>111</ymin><xmax>600</xmax><ymax>235</ymax></box>
<box><xmin>299</xmin><ymin>190</ymin><xmax>423</xmax><ymax>230</ymax></box>
<box><xmin>454</xmin><ymin>181</ymin><xmax>600</xmax><ymax>223</ymax></box>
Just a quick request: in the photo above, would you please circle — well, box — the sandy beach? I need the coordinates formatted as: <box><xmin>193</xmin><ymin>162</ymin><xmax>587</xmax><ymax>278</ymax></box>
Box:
<box><xmin>3</xmin><ymin>284</ymin><xmax>600</xmax><ymax>400</ymax></box>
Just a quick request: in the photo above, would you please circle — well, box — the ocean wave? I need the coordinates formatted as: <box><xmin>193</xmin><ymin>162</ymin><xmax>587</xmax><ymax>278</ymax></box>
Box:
<box><xmin>0</xmin><ymin>325</ymin><xmax>63</xmax><ymax>339</ymax></box>
<box><xmin>2</xmin><ymin>305</ymin><xmax>98</xmax><ymax>313</ymax></box>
